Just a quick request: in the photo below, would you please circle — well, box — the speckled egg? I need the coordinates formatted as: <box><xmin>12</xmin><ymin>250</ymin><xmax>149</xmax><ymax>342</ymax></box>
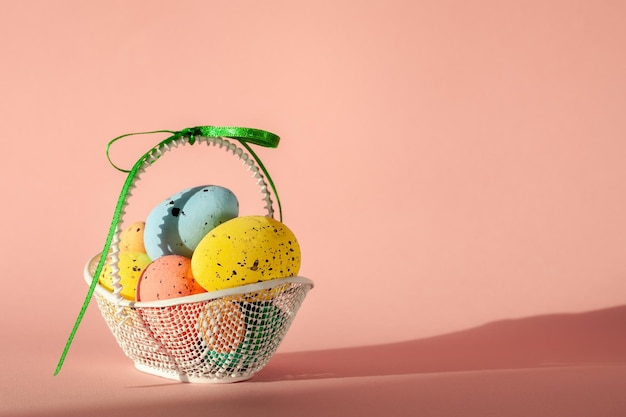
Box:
<box><xmin>201</xmin><ymin>300</ymin><xmax>247</xmax><ymax>373</ymax></box>
<box><xmin>119</xmin><ymin>221</ymin><xmax>146</xmax><ymax>253</ymax></box>
<box><xmin>135</xmin><ymin>255</ymin><xmax>206</xmax><ymax>301</ymax></box>
<box><xmin>199</xmin><ymin>300</ymin><xmax>246</xmax><ymax>354</ymax></box>
<box><xmin>191</xmin><ymin>215</ymin><xmax>301</xmax><ymax>291</ymax></box>
<box><xmin>204</xmin><ymin>301</ymin><xmax>285</xmax><ymax>372</ymax></box>
<box><xmin>99</xmin><ymin>252</ymin><xmax>152</xmax><ymax>300</ymax></box>
<box><xmin>143</xmin><ymin>185</ymin><xmax>239</xmax><ymax>259</ymax></box>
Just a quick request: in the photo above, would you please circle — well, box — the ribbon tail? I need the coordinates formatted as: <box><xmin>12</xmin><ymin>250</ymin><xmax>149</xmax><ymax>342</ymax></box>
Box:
<box><xmin>106</xmin><ymin>130</ymin><xmax>177</xmax><ymax>173</ymax></box>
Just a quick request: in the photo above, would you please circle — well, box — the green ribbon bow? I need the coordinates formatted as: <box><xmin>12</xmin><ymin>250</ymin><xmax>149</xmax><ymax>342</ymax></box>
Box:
<box><xmin>54</xmin><ymin>126</ymin><xmax>281</xmax><ymax>376</ymax></box>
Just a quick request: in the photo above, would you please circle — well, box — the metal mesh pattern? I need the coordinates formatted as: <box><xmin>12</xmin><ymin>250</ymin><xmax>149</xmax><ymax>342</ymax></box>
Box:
<box><xmin>93</xmin><ymin>281</ymin><xmax>311</xmax><ymax>382</ymax></box>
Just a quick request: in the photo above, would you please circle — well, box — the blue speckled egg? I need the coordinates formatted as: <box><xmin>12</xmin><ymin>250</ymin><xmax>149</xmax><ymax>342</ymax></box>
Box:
<box><xmin>144</xmin><ymin>185</ymin><xmax>239</xmax><ymax>259</ymax></box>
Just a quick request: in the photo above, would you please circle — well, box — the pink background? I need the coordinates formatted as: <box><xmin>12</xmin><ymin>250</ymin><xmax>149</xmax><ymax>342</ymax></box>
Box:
<box><xmin>2</xmin><ymin>1</ymin><xmax>626</xmax><ymax>416</ymax></box>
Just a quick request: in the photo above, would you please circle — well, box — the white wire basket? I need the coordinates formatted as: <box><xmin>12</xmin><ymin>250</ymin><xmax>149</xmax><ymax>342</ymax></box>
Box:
<box><xmin>85</xmin><ymin>257</ymin><xmax>313</xmax><ymax>383</ymax></box>
<box><xmin>76</xmin><ymin>127</ymin><xmax>314</xmax><ymax>383</ymax></box>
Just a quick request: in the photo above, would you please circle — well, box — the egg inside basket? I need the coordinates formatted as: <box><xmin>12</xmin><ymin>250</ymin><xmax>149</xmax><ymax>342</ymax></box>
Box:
<box><xmin>79</xmin><ymin>127</ymin><xmax>314</xmax><ymax>383</ymax></box>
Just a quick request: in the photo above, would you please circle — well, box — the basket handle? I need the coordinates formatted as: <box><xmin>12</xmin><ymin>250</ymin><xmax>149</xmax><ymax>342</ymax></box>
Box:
<box><xmin>55</xmin><ymin>125</ymin><xmax>283</xmax><ymax>376</ymax></box>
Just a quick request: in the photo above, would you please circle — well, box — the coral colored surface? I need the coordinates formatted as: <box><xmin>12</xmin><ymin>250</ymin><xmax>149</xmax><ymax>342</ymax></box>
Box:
<box><xmin>2</xmin><ymin>1</ymin><xmax>626</xmax><ymax>415</ymax></box>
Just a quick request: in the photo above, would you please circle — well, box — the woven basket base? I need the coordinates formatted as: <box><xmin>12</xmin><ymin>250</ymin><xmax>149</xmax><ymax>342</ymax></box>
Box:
<box><xmin>134</xmin><ymin>362</ymin><xmax>254</xmax><ymax>383</ymax></box>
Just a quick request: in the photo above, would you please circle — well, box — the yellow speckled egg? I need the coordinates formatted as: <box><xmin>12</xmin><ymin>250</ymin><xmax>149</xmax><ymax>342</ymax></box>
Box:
<box><xmin>119</xmin><ymin>221</ymin><xmax>146</xmax><ymax>254</ymax></box>
<box><xmin>191</xmin><ymin>215</ymin><xmax>301</xmax><ymax>291</ymax></box>
<box><xmin>99</xmin><ymin>252</ymin><xmax>152</xmax><ymax>300</ymax></box>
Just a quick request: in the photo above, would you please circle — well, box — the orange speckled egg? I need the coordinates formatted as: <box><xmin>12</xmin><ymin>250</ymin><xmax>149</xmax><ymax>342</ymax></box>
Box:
<box><xmin>136</xmin><ymin>255</ymin><xmax>206</xmax><ymax>302</ymax></box>
<box><xmin>119</xmin><ymin>221</ymin><xmax>146</xmax><ymax>254</ymax></box>
<box><xmin>99</xmin><ymin>252</ymin><xmax>152</xmax><ymax>300</ymax></box>
<box><xmin>199</xmin><ymin>300</ymin><xmax>246</xmax><ymax>353</ymax></box>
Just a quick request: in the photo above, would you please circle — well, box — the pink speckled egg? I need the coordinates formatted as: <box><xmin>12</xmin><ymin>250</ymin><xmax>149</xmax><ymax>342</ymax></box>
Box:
<box><xmin>136</xmin><ymin>255</ymin><xmax>206</xmax><ymax>302</ymax></box>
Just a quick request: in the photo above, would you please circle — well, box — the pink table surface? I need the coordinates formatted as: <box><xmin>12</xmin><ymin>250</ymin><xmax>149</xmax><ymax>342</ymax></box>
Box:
<box><xmin>3</xmin><ymin>305</ymin><xmax>626</xmax><ymax>417</ymax></box>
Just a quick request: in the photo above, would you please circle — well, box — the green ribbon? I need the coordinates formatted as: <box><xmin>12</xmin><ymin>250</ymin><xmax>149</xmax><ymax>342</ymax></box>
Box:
<box><xmin>54</xmin><ymin>126</ymin><xmax>282</xmax><ymax>376</ymax></box>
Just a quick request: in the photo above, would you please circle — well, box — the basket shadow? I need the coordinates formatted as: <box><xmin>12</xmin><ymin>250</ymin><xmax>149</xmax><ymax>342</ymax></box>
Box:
<box><xmin>253</xmin><ymin>304</ymin><xmax>626</xmax><ymax>382</ymax></box>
